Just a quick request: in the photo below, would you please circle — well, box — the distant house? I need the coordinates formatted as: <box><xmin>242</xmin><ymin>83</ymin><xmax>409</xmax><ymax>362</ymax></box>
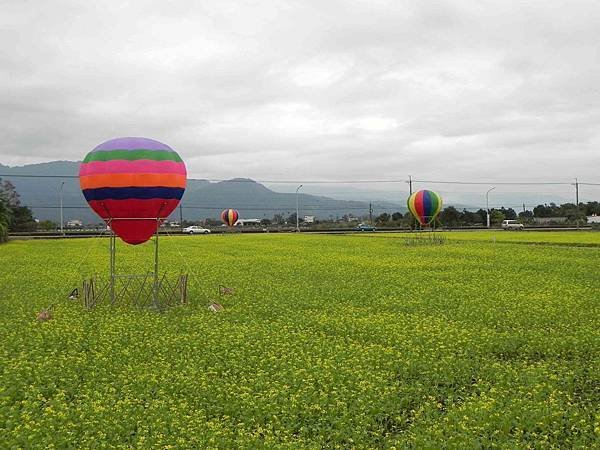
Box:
<box><xmin>236</xmin><ymin>219</ymin><xmax>261</xmax><ymax>226</ymax></box>
<box><xmin>533</xmin><ymin>217</ymin><xmax>567</xmax><ymax>225</ymax></box>
<box><xmin>587</xmin><ymin>215</ymin><xmax>600</xmax><ymax>224</ymax></box>
<box><xmin>304</xmin><ymin>215</ymin><xmax>315</xmax><ymax>223</ymax></box>
<box><xmin>66</xmin><ymin>219</ymin><xmax>83</xmax><ymax>228</ymax></box>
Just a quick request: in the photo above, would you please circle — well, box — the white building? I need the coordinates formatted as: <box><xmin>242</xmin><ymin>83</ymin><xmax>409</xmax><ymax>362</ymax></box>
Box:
<box><xmin>533</xmin><ymin>217</ymin><xmax>567</xmax><ymax>224</ymax></box>
<box><xmin>304</xmin><ymin>215</ymin><xmax>315</xmax><ymax>223</ymax></box>
<box><xmin>66</xmin><ymin>219</ymin><xmax>83</xmax><ymax>228</ymax></box>
<box><xmin>587</xmin><ymin>215</ymin><xmax>600</xmax><ymax>224</ymax></box>
<box><xmin>236</xmin><ymin>219</ymin><xmax>261</xmax><ymax>226</ymax></box>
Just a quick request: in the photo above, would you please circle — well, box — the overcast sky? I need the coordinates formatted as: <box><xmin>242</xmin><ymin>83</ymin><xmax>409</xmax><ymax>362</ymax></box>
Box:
<box><xmin>2</xmin><ymin>0</ymin><xmax>600</xmax><ymax>197</ymax></box>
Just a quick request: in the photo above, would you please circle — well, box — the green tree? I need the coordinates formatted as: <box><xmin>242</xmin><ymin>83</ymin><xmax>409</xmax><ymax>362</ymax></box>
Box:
<box><xmin>559</xmin><ymin>203</ymin><xmax>586</xmax><ymax>223</ymax></box>
<box><xmin>0</xmin><ymin>179</ymin><xmax>13</xmax><ymax>242</ymax></box>
<box><xmin>459</xmin><ymin>210</ymin><xmax>477</xmax><ymax>225</ymax></box>
<box><xmin>38</xmin><ymin>220</ymin><xmax>57</xmax><ymax>231</ymax></box>
<box><xmin>490</xmin><ymin>209</ymin><xmax>505</xmax><ymax>225</ymax></box>
<box><xmin>10</xmin><ymin>206</ymin><xmax>37</xmax><ymax>232</ymax></box>
<box><xmin>518</xmin><ymin>210</ymin><xmax>534</xmax><ymax>224</ymax></box>
<box><xmin>499</xmin><ymin>207</ymin><xmax>517</xmax><ymax>220</ymax></box>
<box><xmin>0</xmin><ymin>194</ymin><xmax>9</xmax><ymax>243</ymax></box>
<box><xmin>474</xmin><ymin>209</ymin><xmax>488</xmax><ymax>225</ymax></box>
<box><xmin>1</xmin><ymin>180</ymin><xmax>20</xmax><ymax>208</ymax></box>
<box><xmin>439</xmin><ymin>206</ymin><xmax>460</xmax><ymax>227</ymax></box>
<box><xmin>375</xmin><ymin>213</ymin><xmax>391</xmax><ymax>226</ymax></box>
<box><xmin>533</xmin><ymin>203</ymin><xmax>560</xmax><ymax>218</ymax></box>
<box><xmin>584</xmin><ymin>201</ymin><xmax>600</xmax><ymax>216</ymax></box>
<box><xmin>0</xmin><ymin>178</ymin><xmax>37</xmax><ymax>233</ymax></box>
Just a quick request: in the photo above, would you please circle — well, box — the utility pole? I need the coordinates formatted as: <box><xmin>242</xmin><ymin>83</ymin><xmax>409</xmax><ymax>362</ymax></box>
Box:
<box><xmin>59</xmin><ymin>181</ymin><xmax>65</xmax><ymax>236</ymax></box>
<box><xmin>295</xmin><ymin>184</ymin><xmax>303</xmax><ymax>232</ymax></box>
<box><xmin>575</xmin><ymin>178</ymin><xmax>580</xmax><ymax>230</ymax></box>
<box><xmin>486</xmin><ymin>187</ymin><xmax>496</xmax><ymax>229</ymax></box>
<box><xmin>179</xmin><ymin>204</ymin><xmax>183</xmax><ymax>232</ymax></box>
<box><xmin>408</xmin><ymin>175</ymin><xmax>415</xmax><ymax>229</ymax></box>
<box><xmin>522</xmin><ymin>203</ymin><xmax>526</xmax><ymax>214</ymax></box>
<box><xmin>369</xmin><ymin>202</ymin><xmax>373</xmax><ymax>225</ymax></box>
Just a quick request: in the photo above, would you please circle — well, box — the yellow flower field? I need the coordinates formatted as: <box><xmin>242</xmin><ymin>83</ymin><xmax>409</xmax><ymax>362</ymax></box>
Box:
<box><xmin>0</xmin><ymin>232</ymin><xmax>598</xmax><ymax>448</ymax></box>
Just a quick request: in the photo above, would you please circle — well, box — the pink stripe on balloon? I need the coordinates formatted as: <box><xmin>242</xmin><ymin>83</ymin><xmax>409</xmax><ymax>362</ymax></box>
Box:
<box><xmin>79</xmin><ymin>160</ymin><xmax>187</xmax><ymax>176</ymax></box>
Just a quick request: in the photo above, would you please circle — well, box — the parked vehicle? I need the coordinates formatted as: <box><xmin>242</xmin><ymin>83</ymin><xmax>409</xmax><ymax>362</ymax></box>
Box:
<box><xmin>354</xmin><ymin>223</ymin><xmax>376</xmax><ymax>232</ymax></box>
<box><xmin>183</xmin><ymin>226</ymin><xmax>211</xmax><ymax>234</ymax></box>
<box><xmin>501</xmin><ymin>220</ymin><xmax>524</xmax><ymax>230</ymax></box>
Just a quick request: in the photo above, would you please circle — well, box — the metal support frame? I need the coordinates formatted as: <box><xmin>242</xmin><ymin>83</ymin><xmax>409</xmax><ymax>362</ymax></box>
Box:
<box><xmin>82</xmin><ymin>206</ymin><xmax>188</xmax><ymax>310</ymax></box>
<box><xmin>153</xmin><ymin>223</ymin><xmax>159</xmax><ymax>308</ymax></box>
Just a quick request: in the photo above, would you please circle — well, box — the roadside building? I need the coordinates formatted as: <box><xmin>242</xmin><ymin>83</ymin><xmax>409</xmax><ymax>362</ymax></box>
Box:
<box><xmin>236</xmin><ymin>219</ymin><xmax>261</xmax><ymax>226</ymax></box>
<box><xmin>587</xmin><ymin>215</ymin><xmax>600</xmax><ymax>224</ymax></box>
<box><xmin>66</xmin><ymin>219</ymin><xmax>83</xmax><ymax>228</ymax></box>
<box><xmin>533</xmin><ymin>217</ymin><xmax>567</xmax><ymax>225</ymax></box>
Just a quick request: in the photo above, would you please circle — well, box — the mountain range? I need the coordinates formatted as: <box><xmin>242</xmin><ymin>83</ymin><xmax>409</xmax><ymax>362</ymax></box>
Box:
<box><xmin>0</xmin><ymin>161</ymin><xmax>404</xmax><ymax>223</ymax></box>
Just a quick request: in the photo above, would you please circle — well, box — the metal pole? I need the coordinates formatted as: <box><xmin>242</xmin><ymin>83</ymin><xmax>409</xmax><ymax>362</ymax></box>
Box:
<box><xmin>369</xmin><ymin>202</ymin><xmax>373</xmax><ymax>225</ymax></box>
<box><xmin>575</xmin><ymin>178</ymin><xmax>580</xmax><ymax>230</ymax></box>
<box><xmin>59</xmin><ymin>181</ymin><xmax>65</xmax><ymax>236</ymax></box>
<box><xmin>486</xmin><ymin>187</ymin><xmax>496</xmax><ymax>228</ymax></box>
<box><xmin>408</xmin><ymin>176</ymin><xmax>416</xmax><ymax>230</ymax></box>
<box><xmin>179</xmin><ymin>203</ymin><xmax>183</xmax><ymax>232</ymax></box>
<box><xmin>110</xmin><ymin>231</ymin><xmax>115</xmax><ymax>304</ymax></box>
<box><xmin>153</xmin><ymin>221</ymin><xmax>159</xmax><ymax>306</ymax></box>
<box><xmin>295</xmin><ymin>184</ymin><xmax>303</xmax><ymax>232</ymax></box>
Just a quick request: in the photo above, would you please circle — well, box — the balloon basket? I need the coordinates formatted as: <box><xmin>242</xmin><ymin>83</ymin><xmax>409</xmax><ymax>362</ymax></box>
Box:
<box><xmin>80</xmin><ymin>220</ymin><xmax>189</xmax><ymax>310</ymax></box>
<box><xmin>81</xmin><ymin>273</ymin><xmax>188</xmax><ymax>310</ymax></box>
<box><xmin>405</xmin><ymin>226</ymin><xmax>446</xmax><ymax>246</ymax></box>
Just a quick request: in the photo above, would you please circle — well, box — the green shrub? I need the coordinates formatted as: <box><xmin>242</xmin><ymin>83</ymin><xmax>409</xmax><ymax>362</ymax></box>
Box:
<box><xmin>0</xmin><ymin>221</ymin><xmax>6</xmax><ymax>243</ymax></box>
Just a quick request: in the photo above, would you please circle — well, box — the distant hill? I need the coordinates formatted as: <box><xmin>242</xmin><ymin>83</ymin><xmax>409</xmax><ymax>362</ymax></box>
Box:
<box><xmin>0</xmin><ymin>161</ymin><xmax>403</xmax><ymax>223</ymax></box>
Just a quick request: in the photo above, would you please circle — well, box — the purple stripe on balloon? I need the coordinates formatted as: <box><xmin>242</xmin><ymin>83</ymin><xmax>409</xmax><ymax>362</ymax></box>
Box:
<box><xmin>79</xmin><ymin>160</ymin><xmax>187</xmax><ymax>176</ymax></box>
<box><xmin>93</xmin><ymin>137</ymin><xmax>174</xmax><ymax>152</ymax></box>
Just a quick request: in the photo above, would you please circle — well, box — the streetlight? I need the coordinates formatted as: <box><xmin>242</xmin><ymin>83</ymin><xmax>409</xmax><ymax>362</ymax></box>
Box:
<box><xmin>58</xmin><ymin>181</ymin><xmax>65</xmax><ymax>236</ymax></box>
<box><xmin>486</xmin><ymin>187</ymin><xmax>496</xmax><ymax>228</ymax></box>
<box><xmin>295</xmin><ymin>184</ymin><xmax>303</xmax><ymax>232</ymax></box>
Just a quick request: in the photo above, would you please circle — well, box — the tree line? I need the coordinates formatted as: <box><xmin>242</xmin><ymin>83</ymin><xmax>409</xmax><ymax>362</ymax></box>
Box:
<box><xmin>371</xmin><ymin>202</ymin><xmax>600</xmax><ymax>228</ymax></box>
<box><xmin>2</xmin><ymin>176</ymin><xmax>600</xmax><ymax>241</ymax></box>
<box><xmin>0</xmin><ymin>179</ymin><xmax>38</xmax><ymax>242</ymax></box>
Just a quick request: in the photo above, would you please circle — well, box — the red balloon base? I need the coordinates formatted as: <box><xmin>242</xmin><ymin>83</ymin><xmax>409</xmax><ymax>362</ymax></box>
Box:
<box><xmin>87</xmin><ymin>198</ymin><xmax>180</xmax><ymax>245</ymax></box>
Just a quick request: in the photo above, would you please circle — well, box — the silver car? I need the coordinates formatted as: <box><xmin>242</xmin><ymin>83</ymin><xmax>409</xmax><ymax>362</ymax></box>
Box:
<box><xmin>501</xmin><ymin>220</ymin><xmax>524</xmax><ymax>230</ymax></box>
<box><xmin>183</xmin><ymin>226</ymin><xmax>211</xmax><ymax>234</ymax></box>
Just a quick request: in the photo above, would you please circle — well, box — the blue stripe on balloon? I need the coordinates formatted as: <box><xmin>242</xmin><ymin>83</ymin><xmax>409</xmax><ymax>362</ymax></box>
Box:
<box><xmin>82</xmin><ymin>186</ymin><xmax>185</xmax><ymax>201</ymax></box>
<box><xmin>422</xmin><ymin>190</ymin><xmax>433</xmax><ymax>219</ymax></box>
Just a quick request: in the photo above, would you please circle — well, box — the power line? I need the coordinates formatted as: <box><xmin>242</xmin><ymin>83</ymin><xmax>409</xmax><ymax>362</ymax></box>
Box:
<box><xmin>27</xmin><ymin>205</ymin><xmax>392</xmax><ymax>211</ymax></box>
<box><xmin>1</xmin><ymin>173</ymin><xmax>597</xmax><ymax>186</ymax></box>
<box><xmin>411</xmin><ymin>179</ymin><xmax>572</xmax><ymax>186</ymax></box>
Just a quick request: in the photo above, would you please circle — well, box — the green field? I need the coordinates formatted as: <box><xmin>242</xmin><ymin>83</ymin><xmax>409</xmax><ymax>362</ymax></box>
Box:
<box><xmin>1</xmin><ymin>232</ymin><xmax>599</xmax><ymax>448</ymax></box>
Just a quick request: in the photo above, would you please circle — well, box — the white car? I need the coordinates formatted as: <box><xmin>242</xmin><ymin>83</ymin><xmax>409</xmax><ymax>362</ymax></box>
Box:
<box><xmin>501</xmin><ymin>220</ymin><xmax>524</xmax><ymax>230</ymax></box>
<box><xmin>183</xmin><ymin>226</ymin><xmax>211</xmax><ymax>234</ymax></box>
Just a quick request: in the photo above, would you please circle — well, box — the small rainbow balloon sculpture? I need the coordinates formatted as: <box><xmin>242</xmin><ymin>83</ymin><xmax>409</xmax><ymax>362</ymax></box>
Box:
<box><xmin>220</xmin><ymin>209</ymin><xmax>239</xmax><ymax>227</ymax></box>
<box><xmin>407</xmin><ymin>190</ymin><xmax>442</xmax><ymax>226</ymax></box>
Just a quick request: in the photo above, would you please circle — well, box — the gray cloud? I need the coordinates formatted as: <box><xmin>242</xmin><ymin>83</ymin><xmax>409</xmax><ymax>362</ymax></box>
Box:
<box><xmin>1</xmin><ymin>0</ymin><xmax>599</xmax><ymax>201</ymax></box>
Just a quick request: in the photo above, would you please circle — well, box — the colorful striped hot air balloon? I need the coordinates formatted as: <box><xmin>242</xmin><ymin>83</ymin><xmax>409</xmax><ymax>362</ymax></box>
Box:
<box><xmin>407</xmin><ymin>190</ymin><xmax>442</xmax><ymax>226</ymax></box>
<box><xmin>220</xmin><ymin>209</ymin><xmax>239</xmax><ymax>227</ymax></box>
<box><xmin>79</xmin><ymin>137</ymin><xmax>186</xmax><ymax>245</ymax></box>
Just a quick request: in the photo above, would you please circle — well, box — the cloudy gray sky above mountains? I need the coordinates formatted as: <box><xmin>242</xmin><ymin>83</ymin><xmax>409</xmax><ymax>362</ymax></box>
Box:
<box><xmin>2</xmin><ymin>0</ymin><xmax>600</xmax><ymax>200</ymax></box>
